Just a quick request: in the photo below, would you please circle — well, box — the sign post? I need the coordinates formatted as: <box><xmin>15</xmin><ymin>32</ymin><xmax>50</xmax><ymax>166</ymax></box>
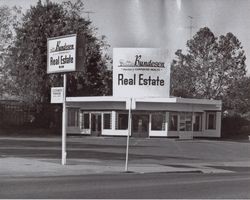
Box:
<box><xmin>62</xmin><ymin>74</ymin><xmax>67</xmax><ymax>165</ymax></box>
<box><xmin>47</xmin><ymin>34</ymin><xmax>85</xmax><ymax>165</ymax></box>
<box><xmin>125</xmin><ymin>98</ymin><xmax>132</xmax><ymax>172</ymax></box>
<box><xmin>113</xmin><ymin>48</ymin><xmax>170</xmax><ymax>172</ymax></box>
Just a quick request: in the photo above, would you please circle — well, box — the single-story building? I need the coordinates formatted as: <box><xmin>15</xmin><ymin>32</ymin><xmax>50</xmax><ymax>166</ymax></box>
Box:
<box><xmin>66</xmin><ymin>96</ymin><xmax>222</xmax><ymax>138</ymax></box>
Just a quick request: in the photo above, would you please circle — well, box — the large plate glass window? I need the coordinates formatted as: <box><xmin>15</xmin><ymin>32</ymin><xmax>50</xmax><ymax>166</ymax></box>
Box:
<box><xmin>179</xmin><ymin>112</ymin><xmax>192</xmax><ymax>131</ymax></box>
<box><xmin>151</xmin><ymin>113</ymin><xmax>165</xmax><ymax>131</ymax></box>
<box><xmin>116</xmin><ymin>113</ymin><xmax>128</xmax><ymax>130</ymax></box>
<box><xmin>80</xmin><ymin>112</ymin><xmax>90</xmax><ymax>129</ymax></box>
<box><xmin>67</xmin><ymin>108</ymin><xmax>79</xmax><ymax>127</ymax></box>
<box><xmin>103</xmin><ymin>113</ymin><xmax>112</xmax><ymax>129</ymax></box>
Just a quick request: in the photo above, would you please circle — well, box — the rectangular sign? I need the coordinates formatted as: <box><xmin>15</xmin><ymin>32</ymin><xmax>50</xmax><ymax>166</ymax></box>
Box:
<box><xmin>47</xmin><ymin>34</ymin><xmax>77</xmax><ymax>73</ymax></box>
<box><xmin>113</xmin><ymin>48</ymin><xmax>170</xmax><ymax>98</ymax></box>
<box><xmin>51</xmin><ymin>87</ymin><xmax>64</xmax><ymax>103</ymax></box>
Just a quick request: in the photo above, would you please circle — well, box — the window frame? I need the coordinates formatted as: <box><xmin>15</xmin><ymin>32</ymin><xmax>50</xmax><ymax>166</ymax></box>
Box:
<box><xmin>169</xmin><ymin>112</ymin><xmax>178</xmax><ymax>131</ymax></box>
<box><xmin>67</xmin><ymin>108</ymin><xmax>79</xmax><ymax>127</ymax></box>
<box><xmin>116</xmin><ymin>112</ymin><xmax>129</xmax><ymax>130</ymax></box>
<box><xmin>206</xmin><ymin>112</ymin><xmax>216</xmax><ymax>130</ymax></box>
<box><xmin>193</xmin><ymin>112</ymin><xmax>202</xmax><ymax>132</ymax></box>
<box><xmin>103</xmin><ymin>113</ymin><xmax>112</xmax><ymax>130</ymax></box>
<box><xmin>151</xmin><ymin>112</ymin><xmax>166</xmax><ymax>131</ymax></box>
<box><xmin>179</xmin><ymin>112</ymin><xmax>193</xmax><ymax>132</ymax></box>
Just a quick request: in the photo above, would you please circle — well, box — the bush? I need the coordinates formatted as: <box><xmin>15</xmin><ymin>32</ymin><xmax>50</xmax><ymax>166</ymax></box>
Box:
<box><xmin>222</xmin><ymin>115</ymin><xmax>250</xmax><ymax>138</ymax></box>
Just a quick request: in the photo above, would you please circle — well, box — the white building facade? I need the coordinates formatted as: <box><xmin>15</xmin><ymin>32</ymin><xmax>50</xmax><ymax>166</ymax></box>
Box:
<box><xmin>66</xmin><ymin>96</ymin><xmax>221</xmax><ymax>138</ymax></box>
<box><xmin>65</xmin><ymin>48</ymin><xmax>222</xmax><ymax>138</ymax></box>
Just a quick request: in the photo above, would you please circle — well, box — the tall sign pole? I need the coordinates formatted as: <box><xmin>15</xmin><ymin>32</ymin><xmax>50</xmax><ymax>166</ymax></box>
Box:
<box><xmin>125</xmin><ymin>98</ymin><xmax>132</xmax><ymax>172</ymax></box>
<box><xmin>48</xmin><ymin>34</ymin><xmax>85</xmax><ymax>165</ymax></box>
<box><xmin>113</xmin><ymin>48</ymin><xmax>170</xmax><ymax>172</ymax></box>
<box><xmin>62</xmin><ymin>74</ymin><xmax>67</xmax><ymax>165</ymax></box>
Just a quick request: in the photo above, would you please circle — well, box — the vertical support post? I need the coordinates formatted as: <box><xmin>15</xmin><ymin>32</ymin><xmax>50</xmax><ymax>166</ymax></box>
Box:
<box><xmin>191</xmin><ymin>105</ymin><xmax>194</xmax><ymax>140</ymax></box>
<box><xmin>62</xmin><ymin>74</ymin><xmax>67</xmax><ymax>165</ymax></box>
<box><xmin>125</xmin><ymin>98</ymin><xmax>132</xmax><ymax>172</ymax></box>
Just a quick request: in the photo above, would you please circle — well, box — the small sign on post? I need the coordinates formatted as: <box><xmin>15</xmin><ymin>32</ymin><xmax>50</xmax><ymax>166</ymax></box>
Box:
<box><xmin>51</xmin><ymin>87</ymin><xmax>64</xmax><ymax>104</ymax></box>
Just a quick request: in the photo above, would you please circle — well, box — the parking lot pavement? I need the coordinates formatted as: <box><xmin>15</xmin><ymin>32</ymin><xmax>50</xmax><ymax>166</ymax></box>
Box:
<box><xmin>0</xmin><ymin>136</ymin><xmax>250</xmax><ymax>176</ymax></box>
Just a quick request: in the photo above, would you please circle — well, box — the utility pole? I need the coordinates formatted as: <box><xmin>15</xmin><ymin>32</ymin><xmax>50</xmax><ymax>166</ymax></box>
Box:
<box><xmin>84</xmin><ymin>11</ymin><xmax>95</xmax><ymax>20</ymax></box>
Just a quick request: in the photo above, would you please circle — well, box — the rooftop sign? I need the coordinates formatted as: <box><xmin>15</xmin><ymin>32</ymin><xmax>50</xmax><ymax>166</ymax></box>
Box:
<box><xmin>113</xmin><ymin>48</ymin><xmax>170</xmax><ymax>98</ymax></box>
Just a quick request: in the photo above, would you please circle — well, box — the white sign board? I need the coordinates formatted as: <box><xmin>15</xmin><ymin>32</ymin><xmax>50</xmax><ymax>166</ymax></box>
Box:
<box><xmin>47</xmin><ymin>34</ymin><xmax>76</xmax><ymax>73</ymax></box>
<box><xmin>113</xmin><ymin>48</ymin><xmax>170</xmax><ymax>98</ymax></box>
<box><xmin>51</xmin><ymin>87</ymin><xmax>64</xmax><ymax>103</ymax></box>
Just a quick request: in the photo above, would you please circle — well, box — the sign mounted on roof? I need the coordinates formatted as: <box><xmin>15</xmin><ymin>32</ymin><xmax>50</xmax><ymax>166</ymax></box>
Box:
<box><xmin>113</xmin><ymin>48</ymin><xmax>170</xmax><ymax>98</ymax></box>
<box><xmin>47</xmin><ymin>34</ymin><xmax>85</xmax><ymax>74</ymax></box>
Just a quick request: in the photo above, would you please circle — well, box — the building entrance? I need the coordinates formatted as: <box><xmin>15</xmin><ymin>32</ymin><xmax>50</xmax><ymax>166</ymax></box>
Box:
<box><xmin>91</xmin><ymin>113</ymin><xmax>101</xmax><ymax>136</ymax></box>
<box><xmin>132</xmin><ymin>114</ymin><xmax>149</xmax><ymax>137</ymax></box>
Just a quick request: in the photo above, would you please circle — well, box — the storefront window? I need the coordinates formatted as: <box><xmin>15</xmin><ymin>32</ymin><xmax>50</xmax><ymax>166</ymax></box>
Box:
<box><xmin>151</xmin><ymin>113</ymin><xmax>165</xmax><ymax>131</ymax></box>
<box><xmin>206</xmin><ymin>112</ymin><xmax>216</xmax><ymax>130</ymax></box>
<box><xmin>193</xmin><ymin>113</ymin><xmax>202</xmax><ymax>131</ymax></box>
<box><xmin>81</xmin><ymin>113</ymin><xmax>89</xmax><ymax>129</ymax></box>
<box><xmin>103</xmin><ymin>113</ymin><xmax>112</xmax><ymax>129</ymax></box>
<box><xmin>68</xmin><ymin>108</ymin><xmax>79</xmax><ymax>127</ymax></box>
<box><xmin>169</xmin><ymin>113</ymin><xmax>178</xmax><ymax>131</ymax></box>
<box><xmin>179</xmin><ymin>112</ymin><xmax>192</xmax><ymax>131</ymax></box>
<box><xmin>117</xmin><ymin>113</ymin><xmax>128</xmax><ymax>130</ymax></box>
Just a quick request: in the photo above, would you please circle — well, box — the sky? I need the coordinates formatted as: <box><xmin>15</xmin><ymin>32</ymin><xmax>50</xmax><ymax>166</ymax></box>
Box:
<box><xmin>2</xmin><ymin>0</ymin><xmax>250</xmax><ymax>73</ymax></box>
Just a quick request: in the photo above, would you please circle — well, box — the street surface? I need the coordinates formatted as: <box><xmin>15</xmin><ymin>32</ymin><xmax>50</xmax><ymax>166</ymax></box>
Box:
<box><xmin>0</xmin><ymin>135</ymin><xmax>250</xmax><ymax>198</ymax></box>
<box><xmin>1</xmin><ymin>172</ymin><xmax>250</xmax><ymax>198</ymax></box>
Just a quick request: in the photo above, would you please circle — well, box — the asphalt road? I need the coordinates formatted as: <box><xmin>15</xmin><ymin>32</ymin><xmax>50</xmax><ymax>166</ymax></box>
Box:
<box><xmin>1</xmin><ymin>136</ymin><xmax>250</xmax><ymax>164</ymax></box>
<box><xmin>1</xmin><ymin>172</ymin><xmax>250</xmax><ymax>199</ymax></box>
<box><xmin>0</xmin><ymin>136</ymin><xmax>250</xmax><ymax>198</ymax></box>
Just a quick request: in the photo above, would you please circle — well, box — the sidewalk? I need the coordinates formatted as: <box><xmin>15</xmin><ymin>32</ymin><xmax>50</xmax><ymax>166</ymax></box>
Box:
<box><xmin>1</xmin><ymin>136</ymin><xmax>250</xmax><ymax>177</ymax></box>
<box><xmin>2</xmin><ymin>156</ymin><xmax>250</xmax><ymax>177</ymax></box>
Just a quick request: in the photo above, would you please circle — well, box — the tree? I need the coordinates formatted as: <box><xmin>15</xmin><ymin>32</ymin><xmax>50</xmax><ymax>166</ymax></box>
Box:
<box><xmin>171</xmin><ymin>27</ymin><xmax>246</xmax><ymax>100</ymax></box>
<box><xmin>223</xmin><ymin>76</ymin><xmax>250</xmax><ymax>115</ymax></box>
<box><xmin>7</xmin><ymin>0</ymin><xmax>111</xmax><ymax>104</ymax></box>
<box><xmin>0</xmin><ymin>5</ymin><xmax>22</xmax><ymax>97</ymax></box>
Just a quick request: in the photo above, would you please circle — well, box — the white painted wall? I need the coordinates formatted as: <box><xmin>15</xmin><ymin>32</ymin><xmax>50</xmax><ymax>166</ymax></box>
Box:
<box><xmin>203</xmin><ymin>112</ymin><xmax>221</xmax><ymax>138</ymax></box>
<box><xmin>66</xmin><ymin>102</ymin><xmax>221</xmax><ymax>138</ymax></box>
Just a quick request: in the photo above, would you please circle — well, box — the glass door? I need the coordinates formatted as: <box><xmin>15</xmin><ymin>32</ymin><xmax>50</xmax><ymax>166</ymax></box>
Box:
<box><xmin>91</xmin><ymin>113</ymin><xmax>102</xmax><ymax>136</ymax></box>
<box><xmin>132</xmin><ymin>114</ymin><xmax>149</xmax><ymax>137</ymax></box>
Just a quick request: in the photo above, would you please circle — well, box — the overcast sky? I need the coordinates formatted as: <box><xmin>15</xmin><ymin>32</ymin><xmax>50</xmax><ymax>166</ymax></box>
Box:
<box><xmin>2</xmin><ymin>0</ymin><xmax>250</xmax><ymax>74</ymax></box>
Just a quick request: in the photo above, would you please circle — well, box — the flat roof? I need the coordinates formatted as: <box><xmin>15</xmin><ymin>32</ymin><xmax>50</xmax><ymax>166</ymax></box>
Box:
<box><xmin>66</xmin><ymin>96</ymin><xmax>222</xmax><ymax>106</ymax></box>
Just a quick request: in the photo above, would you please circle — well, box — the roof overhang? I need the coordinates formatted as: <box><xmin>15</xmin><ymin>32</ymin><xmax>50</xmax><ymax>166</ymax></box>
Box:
<box><xmin>66</xmin><ymin>96</ymin><xmax>222</xmax><ymax>105</ymax></box>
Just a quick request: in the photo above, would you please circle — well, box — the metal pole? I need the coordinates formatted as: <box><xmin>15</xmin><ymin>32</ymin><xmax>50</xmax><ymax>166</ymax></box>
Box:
<box><xmin>125</xmin><ymin>98</ymin><xmax>132</xmax><ymax>172</ymax></box>
<box><xmin>62</xmin><ymin>74</ymin><xmax>67</xmax><ymax>165</ymax></box>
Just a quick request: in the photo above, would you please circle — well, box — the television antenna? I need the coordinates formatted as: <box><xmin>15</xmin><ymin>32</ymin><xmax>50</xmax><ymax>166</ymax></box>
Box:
<box><xmin>84</xmin><ymin>11</ymin><xmax>95</xmax><ymax>20</ymax></box>
<box><xmin>186</xmin><ymin>16</ymin><xmax>195</xmax><ymax>39</ymax></box>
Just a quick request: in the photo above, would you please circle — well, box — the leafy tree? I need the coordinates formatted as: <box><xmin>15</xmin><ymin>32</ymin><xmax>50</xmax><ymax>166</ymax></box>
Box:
<box><xmin>8</xmin><ymin>0</ymin><xmax>111</xmax><ymax>104</ymax></box>
<box><xmin>223</xmin><ymin>76</ymin><xmax>250</xmax><ymax>115</ymax></box>
<box><xmin>171</xmin><ymin>27</ymin><xmax>246</xmax><ymax>101</ymax></box>
<box><xmin>0</xmin><ymin>5</ymin><xmax>22</xmax><ymax>97</ymax></box>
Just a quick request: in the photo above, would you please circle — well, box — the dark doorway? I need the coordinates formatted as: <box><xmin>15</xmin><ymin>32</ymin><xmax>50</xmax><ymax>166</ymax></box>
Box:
<box><xmin>132</xmin><ymin>114</ymin><xmax>149</xmax><ymax>137</ymax></box>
